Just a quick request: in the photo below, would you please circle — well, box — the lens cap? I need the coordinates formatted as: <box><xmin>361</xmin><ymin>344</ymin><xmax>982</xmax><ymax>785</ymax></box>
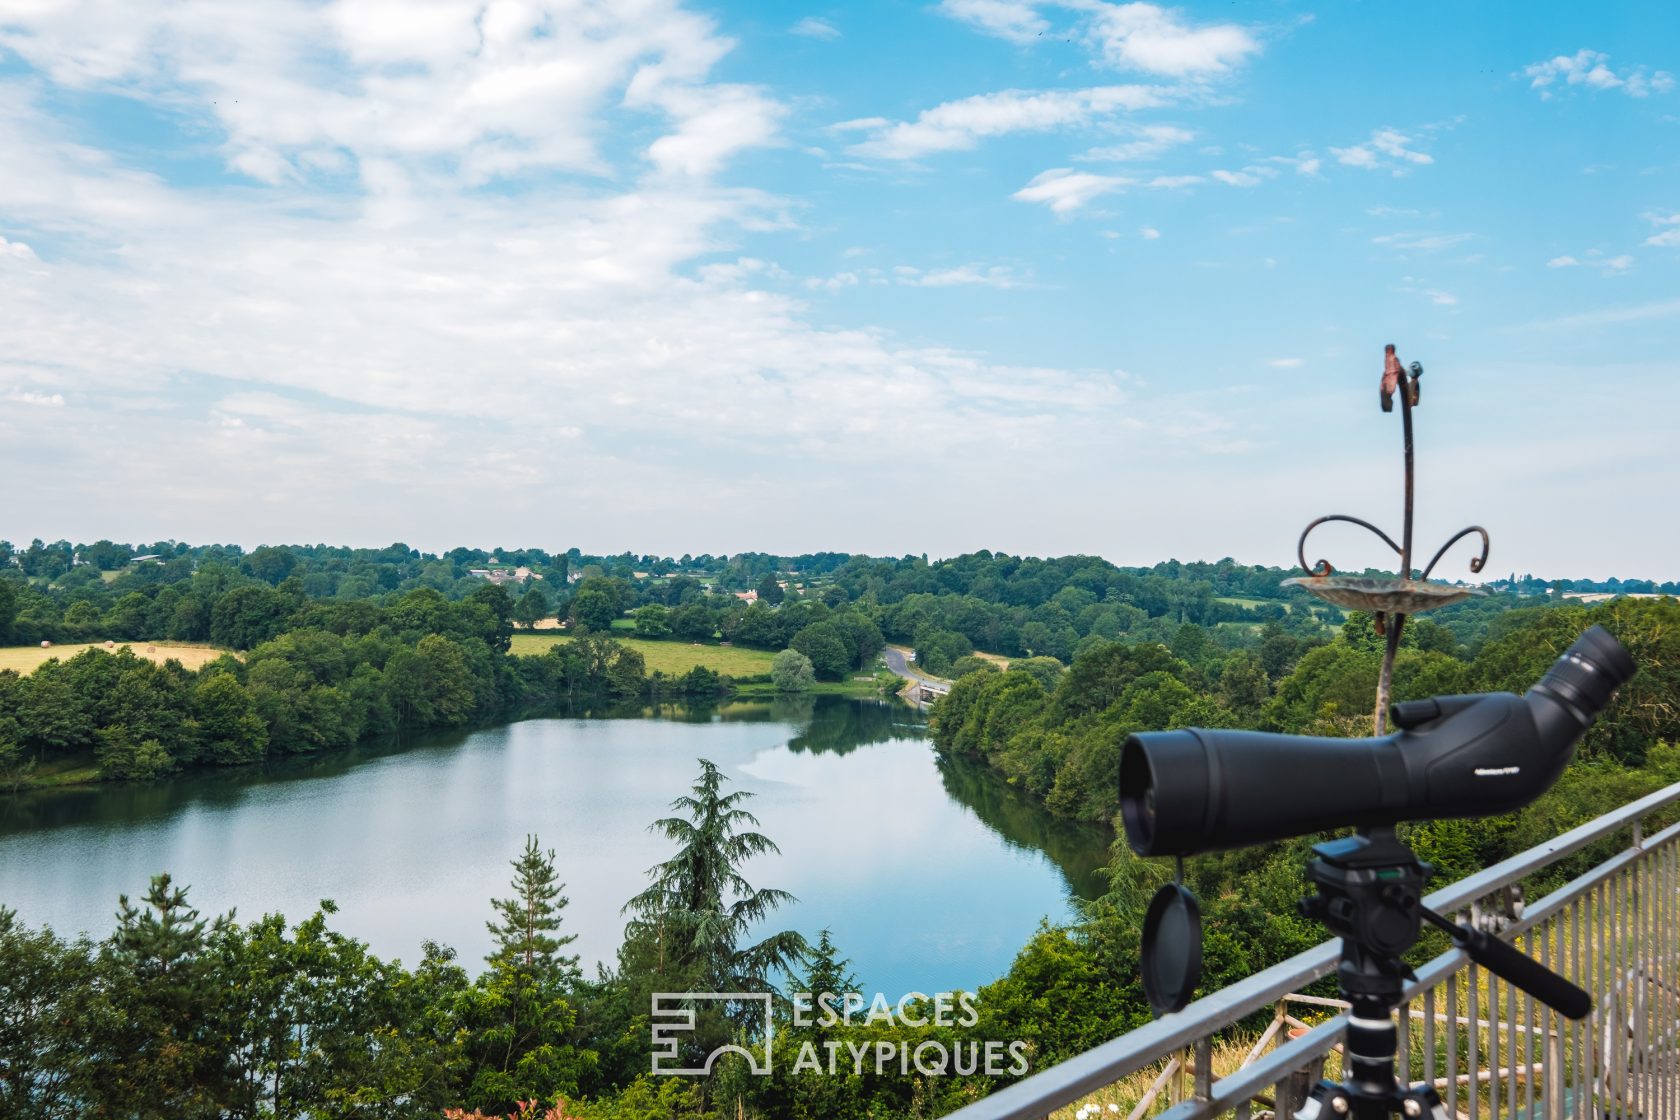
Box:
<box><xmin>1141</xmin><ymin>883</ymin><xmax>1202</xmax><ymax>1016</ymax></box>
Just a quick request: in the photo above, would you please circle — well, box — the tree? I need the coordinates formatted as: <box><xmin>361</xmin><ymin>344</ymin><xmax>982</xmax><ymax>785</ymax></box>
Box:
<box><xmin>458</xmin><ymin>838</ymin><xmax>593</xmax><ymax>1113</ymax></box>
<box><xmin>770</xmin><ymin>649</ymin><xmax>815</xmax><ymax>693</ymax></box>
<box><xmin>0</xmin><ymin>578</ymin><xmax>16</xmax><ymax>642</ymax></box>
<box><xmin>670</xmin><ymin>603</ymin><xmax>716</xmax><ymax>642</ymax></box>
<box><xmin>789</xmin><ymin>622</ymin><xmax>850</xmax><ymax>681</ymax></box>
<box><xmin>632</xmin><ymin>604</ymin><xmax>671</xmax><ymax>638</ymax></box>
<box><xmin>194</xmin><ymin>672</ymin><xmax>268</xmax><ymax>765</ymax></box>
<box><xmin>569</xmin><ymin>589</ymin><xmax>617</xmax><ymax>633</ymax></box>
<box><xmin>88</xmin><ymin>875</ymin><xmax>233</xmax><ymax>1118</ymax></box>
<box><xmin>754</xmin><ymin>573</ymin><xmax>784</xmax><ymax>606</ymax></box>
<box><xmin>210</xmin><ymin>585</ymin><xmax>294</xmax><ymax>650</ymax></box>
<box><xmin>623</xmin><ymin>760</ymin><xmax>807</xmax><ymax>992</ymax></box>
<box><xmin>512</xmin><ymin>586</ymin><xmax>550</xmax><ymax>630</ymax></box>
<box><xmin>0</xmin><ymin>908</ymin><xmax>100</xmax><ymax>1117</ymax></box>
<box><xmin>467</xmin><ymin>584</ymin><xmax>516</xmax><ymax>654</ymax></box>
<box><xmin>487</xmin><ymin>836</ymin><xmax>580</xmax><ymax>987</ymax></box>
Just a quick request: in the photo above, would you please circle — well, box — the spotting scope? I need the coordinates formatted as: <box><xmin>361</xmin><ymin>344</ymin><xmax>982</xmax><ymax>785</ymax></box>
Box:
<box><xmin>1121</xmin><ymin>625</ymin><xmax>1635</xmax><ymax>858</ymax></box>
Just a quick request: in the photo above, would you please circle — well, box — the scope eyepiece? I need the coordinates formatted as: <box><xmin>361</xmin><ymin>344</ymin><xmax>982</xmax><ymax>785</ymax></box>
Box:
<box><xmin>1120</xmin><ymin>625</ymin><xmax>1634</xmax><ymax>858</ymax></box>
<box><xmin>1530</xmin><ymin>623</ymin><xmax>1636</xmax><ymax>726</ymax></box>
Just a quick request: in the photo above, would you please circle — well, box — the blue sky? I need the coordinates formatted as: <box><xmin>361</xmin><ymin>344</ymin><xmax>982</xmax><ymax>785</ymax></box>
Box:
<box><xmin>0</xmin><ymin>0</ymin><xmax>1675</xmax><ymax>577</ymax></box>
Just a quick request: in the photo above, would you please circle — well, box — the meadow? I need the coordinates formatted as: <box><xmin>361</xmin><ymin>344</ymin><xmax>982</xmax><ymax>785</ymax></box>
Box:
<box><xmin>0</xmin><ymin>641</ymin><xmax>229</xmax><ymax>676</ymax></box>
<box><xmin>508</xmin><ymin>632</ymin><xmax>778</xmax><ymax>677</ymax></box>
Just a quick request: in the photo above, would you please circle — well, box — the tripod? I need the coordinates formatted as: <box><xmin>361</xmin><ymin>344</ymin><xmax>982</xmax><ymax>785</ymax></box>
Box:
<box><xmin>1292</xmin><ymin>830</ymin><xmax>1591</xmax><ymax>1120</ymax></box>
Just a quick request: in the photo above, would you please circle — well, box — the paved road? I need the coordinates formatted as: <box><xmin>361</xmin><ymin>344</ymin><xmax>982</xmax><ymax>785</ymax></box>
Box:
<box><xmin>881</xmin><ymin>646</ymin><xmax>950</xmax><ymax>692</ymax></box>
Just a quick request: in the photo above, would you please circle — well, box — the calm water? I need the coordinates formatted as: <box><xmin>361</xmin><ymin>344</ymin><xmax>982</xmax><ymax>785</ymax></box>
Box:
<box><xmin>0</xmin><ymin>697</ymin><xmax>1112</xmax><ymax>995</ymax></box>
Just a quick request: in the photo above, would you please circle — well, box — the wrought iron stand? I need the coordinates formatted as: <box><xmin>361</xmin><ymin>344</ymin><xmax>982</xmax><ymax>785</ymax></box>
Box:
<box><xmin>1285</xmin><ymin>347</ymin><xmax>1490</xmax><ymax>734</ymax></box>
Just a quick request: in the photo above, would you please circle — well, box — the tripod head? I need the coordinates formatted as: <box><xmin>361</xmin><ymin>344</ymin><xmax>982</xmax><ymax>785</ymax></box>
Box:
<box><xmin>1287</xmin><ymin>829</ymin><xmax>1590</xmax><ymax>1120</ymax></box>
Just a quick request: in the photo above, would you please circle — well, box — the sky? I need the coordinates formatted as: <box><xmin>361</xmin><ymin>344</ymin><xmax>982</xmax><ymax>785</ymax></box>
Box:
<box><xmin>0</xmin><ymin>1</ymin><xmax>1676</xmax><ymax>578</ymax></box>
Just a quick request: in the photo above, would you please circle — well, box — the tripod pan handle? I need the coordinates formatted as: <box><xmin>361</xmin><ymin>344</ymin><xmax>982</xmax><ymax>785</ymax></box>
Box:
<box><xmin>1426</xmin><ymin>910</ymin><xmax>1592</xmax><ymax>1020</ymax></box>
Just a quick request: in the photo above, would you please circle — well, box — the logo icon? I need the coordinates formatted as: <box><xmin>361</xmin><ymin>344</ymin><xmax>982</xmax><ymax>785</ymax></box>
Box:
<box><xmin>650</xmin><ymin>993</ymin><xmax>774</xmax><ymax>1076</ymax></box>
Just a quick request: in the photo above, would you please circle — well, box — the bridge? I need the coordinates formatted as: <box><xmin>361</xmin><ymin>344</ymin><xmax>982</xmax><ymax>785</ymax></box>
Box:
<box><xmin>881</xmin><ymin>645</ymin><xmax>952</xmax><ymax>705</ymax></box>
<box><xmin>916</xmin><ymin>678</ymin><xmax>951</xmax><ymax>703</ymax></box>
<box><xmin>947</xmin><ymin>779</ymin><xmax>1680</xmax><ymax>1120</ymax></box>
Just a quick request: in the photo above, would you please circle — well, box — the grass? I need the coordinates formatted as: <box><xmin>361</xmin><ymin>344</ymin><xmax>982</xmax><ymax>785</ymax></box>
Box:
<box><xmin>509</xmin><ymin>632</ymin><xmax>777</xmax><ymax>677</ymax></box>
<box><xmin>1215</xmin><ymin>596</ymin><xmax>1292</xmax><ymax>612</ymax></box>
<box><xmin>0</xmin><ymin>641</ymin><xmax>231</xmax><ymax>676</ymax></box>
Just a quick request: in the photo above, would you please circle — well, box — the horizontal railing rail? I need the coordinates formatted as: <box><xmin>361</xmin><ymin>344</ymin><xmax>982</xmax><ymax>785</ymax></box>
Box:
<box><xmin>946</xmin><ymin>779</ymin><xmax>1680</xmax><ymax>1120</ymax></box>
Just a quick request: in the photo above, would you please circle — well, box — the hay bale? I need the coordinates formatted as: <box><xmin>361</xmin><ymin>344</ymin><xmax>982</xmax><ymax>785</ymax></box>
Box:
<box><xmin>40</xmin><ymin>640</ymin><xmax>51</xmax><ymax>648</ymax></box>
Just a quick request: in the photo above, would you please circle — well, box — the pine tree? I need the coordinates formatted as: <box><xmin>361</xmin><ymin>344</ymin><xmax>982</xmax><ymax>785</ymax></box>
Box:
<box><xmin>90</xmin><ymin>874</ymin><xmax>233</xmax><ymax>1118</ymax></box>
<box><xmin>623</xmin><ymin>759</ymin><xmax>807</xmax><ymax>992</ymax></box>
<box><xmin>459</xmin><ymin>836</ymin><xmax>594</xmax><ymax>1113</ymax></box>
<box><xmin>487</xmin><ymin>835</ymin><xmax>580</xmax><ymax>987</ymax></box>
<box><xmin>800</xmin><ymin>929</ymin><xmax>857</xmax><ymax>1004</ymax></box>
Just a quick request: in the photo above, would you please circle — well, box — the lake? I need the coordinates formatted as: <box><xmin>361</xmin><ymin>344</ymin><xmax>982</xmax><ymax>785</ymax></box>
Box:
<box><xmin>0</xmin><ymin>696</ymin><xmax>1113</xmax><ymax>996</ymax></box>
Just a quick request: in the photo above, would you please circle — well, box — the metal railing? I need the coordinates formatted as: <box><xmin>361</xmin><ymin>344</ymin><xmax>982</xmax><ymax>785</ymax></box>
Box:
<box><xmin>948</xmin><ymin>780</ymin><xmax>1680</xmax><ymax>1120</ymax></box>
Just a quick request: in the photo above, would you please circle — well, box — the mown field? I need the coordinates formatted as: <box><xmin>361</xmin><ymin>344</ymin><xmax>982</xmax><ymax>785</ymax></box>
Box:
<box><xmin>0</xmin><ymin>641</ymin><xmax>230</xmax><ymax>676</ymax></box>
<box><xmin>508</xmin><ymin>633</ymin><xmax>777</xmax><ymax>676</ymax></box>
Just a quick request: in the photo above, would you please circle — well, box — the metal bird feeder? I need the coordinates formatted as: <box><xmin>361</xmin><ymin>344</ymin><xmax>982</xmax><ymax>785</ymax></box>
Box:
<box><xmin>1283</xmin><ymin>345</ymin><xmax>1489</xmax><ymax>734</ymax></box>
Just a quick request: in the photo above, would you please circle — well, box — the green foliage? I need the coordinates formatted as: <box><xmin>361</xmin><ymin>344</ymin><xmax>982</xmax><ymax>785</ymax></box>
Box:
<box><xmin>631</xmin><ymin>604</ymin><xmax>671</xmax><ymax>638</ymax></box>
<box><xmin>789</xmin><ymin>622</ymin><xmax>850</xmax><ymax>681</ymax></box>
<box><xmin>770</xmin><ymin>648</ymin><xmax>816</xmax><ymax>693</ymax></box>
<box><xmin>947</xmin><ymin>654</ymin><xmax>1001</xmax><ymax>678</ymax></box>
<box><xmin>623</xmin><ymin>760</ymin><xmax>807</xmax><ymax>994</ymax></box>
<box><xmin>457</xmin><ymin>837</ymin><xmax>593</xmax><ymax>1114</ymax></box>
<box><xmin>912</xmin><ymin>628</ymin><xmax>972</xmax><ymax>676</ymax></box>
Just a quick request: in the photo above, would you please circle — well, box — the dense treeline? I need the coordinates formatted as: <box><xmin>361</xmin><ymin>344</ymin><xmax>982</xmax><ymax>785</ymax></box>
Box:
<box><xmin>3</xmin><ymin>536</ymin><xmax>1664</xmax><ymax>789</ymax></box>
<box><xmin>0</xmin><ymin>538</ymin><xmax>1556</xmax><ymax>664</ymax></box>
<box><xmin>0</xmin><ymin>587</ymin><xmax>673</xmax><ymax>787</ymax></box>
<box><xmin>932</xmin><ymin>597</ymin><xmax>1680</xmax><ymax>824</ymax></box>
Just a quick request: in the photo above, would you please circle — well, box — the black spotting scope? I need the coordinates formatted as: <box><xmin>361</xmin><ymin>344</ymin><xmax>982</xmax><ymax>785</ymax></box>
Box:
<box><xmin>1121</xmin><ymin>625</ymin><xmax>1635</xmax><ymax>858</ymax></box>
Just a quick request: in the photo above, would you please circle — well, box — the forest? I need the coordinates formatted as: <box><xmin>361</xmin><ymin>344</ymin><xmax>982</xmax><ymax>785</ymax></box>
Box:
<box><xmin>2</xmin><ymin>541</ymin><xmax>1677</xmax><ymax>1118</ymax></box>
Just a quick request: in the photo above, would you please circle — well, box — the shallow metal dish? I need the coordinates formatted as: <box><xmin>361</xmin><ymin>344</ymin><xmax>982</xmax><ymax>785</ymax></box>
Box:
<box><xmin>1281</xmin><ymin>575</ymin><xmax>1483</xmax><ymax>615</ymax></box>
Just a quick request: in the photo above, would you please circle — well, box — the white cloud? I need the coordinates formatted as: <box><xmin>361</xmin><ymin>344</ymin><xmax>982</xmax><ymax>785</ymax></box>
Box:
<box><xmin>1332</xmin><ymin>129</ymin><xmax>1434</xmax><ymax>173</ymax></box>
<box><xmin>0</xmin><ymin>0</ymin><xmax>786</xmax><ymax>191</ymax></box>
<box><xmin>1080</xmin><ymin>123</ymin><xmax>1194</xmax><ymax>161</ymax></box>
<box><xmin>1211</xmin><ymin>168</ymin><xmax>1260</xmax><ymax>187</ymax></box>
<box><xmin>937</xmin><ymin>0</ymin><xmax>1049</xmax><ymax>44</ymax></box>
<box><xmin>1146</xmin><ymin>173</ymin><xmax>1202</xmax><ymax>188</ymax></box>
<box><xmin>1138</xmin><ymin>225</ymin><xmax>1160</xmax><ymax>239</ymax></box>
<box><xmin>1426</xmin><ymin>290</ymin><xmax>1458</xmax><ymax>306</ymax></box>
<box><xmin>1013</xmin><ymin>167</ymin><xmax>1132</xmax><ymax>213</ymax></box>
<box><xmin>1524</xmin><ymin>50</ymin><xmax>1675</xmax><ymax>99</ymax></box>
<box><xmin>5</xmin><ymin>389</ymin><xmax>65</xmax><ymax>406</ymax></box>
<box><xmin>1644</xmin><ymin>212</ymin><xmax>1680</xmax><ymax>247</ymax></box>
<box><xmin>1080</xmin><ymin>2</ymin><xmax>1260</xmax><ymax>77</ymax></box>
<box><xmin>1547</xmin><ymin>250</ymin><xmax>1636</xmax><ymax>274</ymax></box>
<box><xmin>0</xmin><ymin>1</ymin><xmax>1199</xmax><ymax>551</ymax></box>
<box><xmin>1266</xmin><ymin>358</ymin><xmax>1302</xmax><ymax>368</ymax></box>
<box><xmin>894</xmin><ymin>264</ymin><xmax>1027</xmax><ymax>288</ymax></box>
<box><xmin>840</xmin><ymin>84</ymin><xmax>1168</xmax><ymax>160</ymax></box>
<box><xmin>789</xmin><ymin>16</ymin><xmax>841</xmax><ymax>40</ymax></box>
<box><xmin>1372</xmin><ymin>232</ymin><xmax>1474</xmax><ymax>252</ymax></box>
<box><xmin>804</xmin><ymin>271</ymin><xmax>860</xmax><ymax>290</ymax></box>
<box><xmin>0</xmin><ymin>236</ymin><xmax>39</xmax><ymax>262</ymax></box>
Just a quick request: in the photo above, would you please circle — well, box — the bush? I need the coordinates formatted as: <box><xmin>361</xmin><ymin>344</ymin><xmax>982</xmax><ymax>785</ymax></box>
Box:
<box><xmin>770</xmin><ymin>649</ymin><xmax>815</xmax><ymax>692</ymax></box>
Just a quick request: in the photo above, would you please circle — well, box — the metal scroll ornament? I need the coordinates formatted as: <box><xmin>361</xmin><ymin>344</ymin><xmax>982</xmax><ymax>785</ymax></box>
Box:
<box><xmin>1283</xmin><ymin>344</ymin><xmax>1490</xmax><ymax>734</ymax></box>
